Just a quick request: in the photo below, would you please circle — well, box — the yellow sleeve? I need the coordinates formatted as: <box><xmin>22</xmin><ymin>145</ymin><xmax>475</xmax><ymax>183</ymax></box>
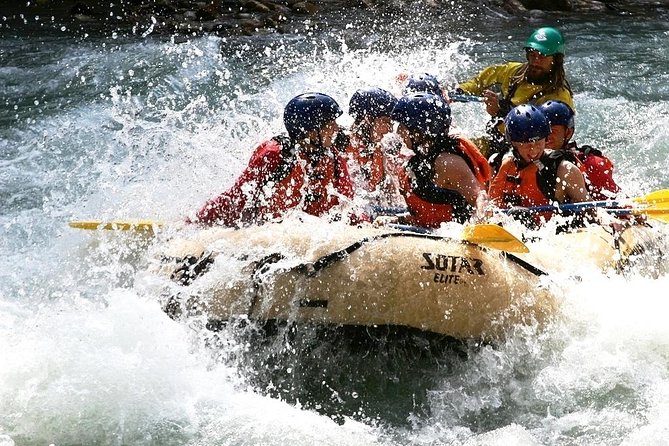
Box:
<box><xmin>460</xmin><ymin>62</ymin><xmax>574</xmax><ymax>112</ymax></box>
<box><xmin>458</xmin><ymin>62</ymin><xmax>524</xmax><ymax>96</ymax></box>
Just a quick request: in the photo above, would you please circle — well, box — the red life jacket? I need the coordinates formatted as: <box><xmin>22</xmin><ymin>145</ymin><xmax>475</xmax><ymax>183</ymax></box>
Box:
<box><xmin>566</xmin><ymin>142</ymin><xmax>619</xmax><ymax>200</ymax></box>
<box><xmin>196</xmin><ymin>135</ymin><xmax>354</xmax><ymax>226</ymax></box>
<box><xmin>401</xmin><ymin>136</ymin><xmax>491</xmax><ymax>228</ymax></box>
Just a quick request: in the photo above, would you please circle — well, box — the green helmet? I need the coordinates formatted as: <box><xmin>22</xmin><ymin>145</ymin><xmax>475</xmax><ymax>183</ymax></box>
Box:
<box><xmin>524</xmin><ymin>27</ymin><xmax>564</xmax><ymax>56</ymax></box>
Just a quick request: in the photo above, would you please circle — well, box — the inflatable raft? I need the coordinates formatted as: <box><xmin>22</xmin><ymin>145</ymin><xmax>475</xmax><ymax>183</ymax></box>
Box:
<box><xmin>148</xmin><ymin>219</ymin><xmax>665</xmax><ymax>341</ymax></box>
<box><xmin>150</xmin><ymin>220</ymin><xmax>554</xmax><ymax>340</ymax></box>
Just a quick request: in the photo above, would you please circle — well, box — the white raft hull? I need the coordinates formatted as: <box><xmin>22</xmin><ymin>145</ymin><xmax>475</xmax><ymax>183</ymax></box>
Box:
<box><xmin>151</xmin><ymin>221</ymin><xmax>556</xmax><ymax>340</ymax></box>
<box><xmin>518</xmin><ymin>223</ymin><xmax>667</xmax><ymax>277</ymax></box>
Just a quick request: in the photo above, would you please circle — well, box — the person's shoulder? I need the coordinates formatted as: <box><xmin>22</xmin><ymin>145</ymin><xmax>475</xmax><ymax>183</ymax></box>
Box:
<box><xmin>557</xmin><ymin>157</ymin><xmax>583</xmax><ymax>175</ymax></box>
<box><xmin>248</xmin><ymin>136</ymin><xmax>285</xmax><ymax>167</ymax></box>
<box><xmin>435</xmin><ymin>150</ymin><xmax>473</xmax><ymax>170</ymax></box>
<box><xmin>250</xmin><ymin>135</ymin><xmax>283</xmax><ymax>153</ymax></box>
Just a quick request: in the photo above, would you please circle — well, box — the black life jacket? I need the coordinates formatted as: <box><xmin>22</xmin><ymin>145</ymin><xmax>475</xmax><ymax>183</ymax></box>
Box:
<box><xmin>407</xmin><ymin>137</ymin><xmax>473</xmax><ymax>222</ymax></box>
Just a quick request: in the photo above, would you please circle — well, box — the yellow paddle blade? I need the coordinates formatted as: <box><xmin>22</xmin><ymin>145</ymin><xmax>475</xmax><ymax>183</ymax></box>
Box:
<box><xmin>462</xmin><ymin>224</ymin><xmax>529</xmax><ymax>253</ymax></box>
<box><xmin>69</xmin><ymin>219</ymin><xmax>163</xmax><ymax>232</ymax></box>
<box><xmin>638</xmin><ymin>203</ymin><xmax>669</xmax><ymax>223</ymax></box>
<box><xmin>635</xmin><ymin>189</ymin><xmax>669</xmax><ymax>205</ymax></box>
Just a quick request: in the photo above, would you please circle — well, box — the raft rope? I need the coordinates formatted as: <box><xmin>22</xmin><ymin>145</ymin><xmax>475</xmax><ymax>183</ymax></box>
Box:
<box><xmin>253</xmin><ymin>228</ymin><xmax>547</xmax><ymax>282</ymax></box>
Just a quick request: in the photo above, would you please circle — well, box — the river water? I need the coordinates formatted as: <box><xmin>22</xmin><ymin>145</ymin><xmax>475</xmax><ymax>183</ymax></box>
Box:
<box><xmin>1</xmin><ymin>6</ymin><xmax>669</xmax><ymax>446</ymax></box>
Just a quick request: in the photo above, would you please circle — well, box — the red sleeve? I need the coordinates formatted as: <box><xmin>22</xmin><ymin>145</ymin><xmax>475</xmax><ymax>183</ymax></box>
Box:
<box><xmin>195</xmin><ymin>140</ymin><xmax>283</xmax><ymax>226</ymax></box>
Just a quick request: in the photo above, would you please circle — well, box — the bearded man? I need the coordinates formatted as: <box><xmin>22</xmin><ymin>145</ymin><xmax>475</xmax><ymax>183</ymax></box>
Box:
<box><xmin>457</xmin><ymin>27</ymin><xmax>574</xmax><ymax>171</ymax></box>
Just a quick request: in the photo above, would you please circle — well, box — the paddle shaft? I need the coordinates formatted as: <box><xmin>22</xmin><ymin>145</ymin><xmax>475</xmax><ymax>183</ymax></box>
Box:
<box><xmin>506</xmin><ymin>190</ymin><xmax>669</xmax><ymax>213</ymax></box>
<box><xmin>505</xmin><ymin>201</ymin><xmax>628</xmax><ymax>214</ymax></box>
<box><xmin>373</xmin><ymin>192</ymin><xmax>669</xmax><ymax>216</ymax></box>
<box><xmin>448</xmin><ymin>93</ymin><xmax>485</xmax><ymax>103</ymax></box>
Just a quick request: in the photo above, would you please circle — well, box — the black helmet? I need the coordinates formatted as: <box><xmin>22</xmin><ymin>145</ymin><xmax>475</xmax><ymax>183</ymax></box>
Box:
<box><xmin>390</xmin><ymin>92</ymin><xmax>451</xmax><ymax>138</ymax></box>
<box><xmin>404</xmin><ymin>73</ymin><xmax>443</xmax><ymax>97</ymax></box>
<box><xmin>283</xmin><ymin>93</ymin><xmax>343</xmax><ymax>140</ymax></box>
<box><xmin>348</xmin><ymin>87</ymin><xmax>398</xmax><ymax>122</ymax></box>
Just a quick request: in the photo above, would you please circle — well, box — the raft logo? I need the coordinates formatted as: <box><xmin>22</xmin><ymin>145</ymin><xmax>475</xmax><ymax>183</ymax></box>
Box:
<box><xmin>421</xmin><ymin>253</ymin><xmax>485</xmax><ymax>284</ymax></box>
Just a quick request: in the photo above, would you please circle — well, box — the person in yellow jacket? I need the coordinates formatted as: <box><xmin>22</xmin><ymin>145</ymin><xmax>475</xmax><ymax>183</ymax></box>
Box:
<box><xmin>457</xmin><ymin>27</ymin><xmax>574</xmax><ymax>171</ymax></box>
